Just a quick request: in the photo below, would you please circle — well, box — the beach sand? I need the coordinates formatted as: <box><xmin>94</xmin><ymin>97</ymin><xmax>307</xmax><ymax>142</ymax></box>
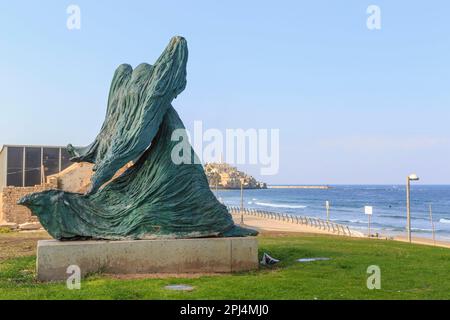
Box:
<box><xmin>231</xmin><ymin>213</ymin><xmax>358</xmax><ymax>236</ymax></box>
<box><xmin>232</xmin><ymin>213</ymin><xmax>450</xmax><ymax>249</ymax></box>
<box><xmin>394</xmin><ymin>235</ymin><xmax>450</xmax><ymax>249</ymax></box>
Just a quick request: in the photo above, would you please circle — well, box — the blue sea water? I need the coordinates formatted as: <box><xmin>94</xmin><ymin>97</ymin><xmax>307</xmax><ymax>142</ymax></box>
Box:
<box><xmin>217</xmin><ymin>185</ymin><xmax>450</xmax><ymax>242</ymax></box>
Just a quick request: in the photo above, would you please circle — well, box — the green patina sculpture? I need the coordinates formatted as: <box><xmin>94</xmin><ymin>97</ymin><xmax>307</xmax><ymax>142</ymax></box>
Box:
<box><xmin>18</xmin><ymin>36</ymin><xmax>257</xmax><ymax>240</ymax></box>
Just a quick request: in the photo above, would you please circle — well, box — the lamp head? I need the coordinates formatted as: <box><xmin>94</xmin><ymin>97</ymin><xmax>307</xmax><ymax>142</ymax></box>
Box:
<box><xmin>408</xmin><ymin>173</ymin><xmax>420</xmax><ymax>181</ymax></box>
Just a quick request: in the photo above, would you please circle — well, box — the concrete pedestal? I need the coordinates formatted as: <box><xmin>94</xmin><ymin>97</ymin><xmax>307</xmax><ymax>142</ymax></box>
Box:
<box><xmin>36</xmin><ymin>237</ymin><xmax>258</xmax><ymax>281</ymax></box>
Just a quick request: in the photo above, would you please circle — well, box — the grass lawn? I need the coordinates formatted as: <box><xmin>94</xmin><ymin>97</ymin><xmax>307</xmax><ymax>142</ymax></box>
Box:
<box><xmin>0</xmin><ymin>231</ymin><xmax>449</xmax><ymax>299</ymax></box>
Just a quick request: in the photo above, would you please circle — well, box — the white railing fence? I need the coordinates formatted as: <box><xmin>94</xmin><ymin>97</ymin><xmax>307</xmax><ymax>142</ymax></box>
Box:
<box><xmin>227</xmin><ymin>206</ymin><xmax>353</xmax><ymax>237</ymax></box>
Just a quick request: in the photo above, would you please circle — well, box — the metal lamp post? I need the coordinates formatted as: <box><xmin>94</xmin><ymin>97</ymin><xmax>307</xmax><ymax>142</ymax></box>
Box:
<box><xmin>211</xmin><ymin>168</ymin><xmax>219</xmax><ymax>198</ymax></box>
<box><xmin>325</xmin><ymin>201</ymin><xmax>330</xmax><ymax>222</ymax></box>
<box><xmin>406</xmin><ymin>173</ymin><xmax>420</xmax><ymax>243</ymax></box>
<box><xmin>240</xmin><ymin>178</ymin><xmax>245</xmax><ymax>225</ymax></box>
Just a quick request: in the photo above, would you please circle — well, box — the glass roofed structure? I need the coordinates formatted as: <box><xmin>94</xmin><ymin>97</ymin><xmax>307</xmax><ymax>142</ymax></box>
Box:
<box><xmin>0</xmin><ymin>145</ymin><xmax>73</xmax><ymax>189</ymax></box>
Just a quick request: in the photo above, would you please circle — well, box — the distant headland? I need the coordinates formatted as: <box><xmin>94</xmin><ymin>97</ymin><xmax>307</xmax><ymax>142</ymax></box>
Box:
<box><xmin>204</xmin><ymin>162</ymin><xmax>267</xmax><ymax>189</ymax></box>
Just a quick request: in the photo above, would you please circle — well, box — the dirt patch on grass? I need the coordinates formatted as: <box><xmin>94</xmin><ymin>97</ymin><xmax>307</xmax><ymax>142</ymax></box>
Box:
<box><xmin>0</xmin><ymin>231</ymin><xmax>50</xmax><ymax>262</ymax></box>
<box><xmin>105</xmin><ymin>273</ymin><xmax>223</xmax><ymax>280</ymax></box>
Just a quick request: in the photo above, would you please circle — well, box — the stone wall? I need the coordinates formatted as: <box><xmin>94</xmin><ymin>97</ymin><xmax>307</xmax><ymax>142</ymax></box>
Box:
<box><xmin>0</xmin><ymin>179</ymin><xmax>57</xmax><ymax>225</ymax></box>
<box><xmin>0</xmin><ymin>191</ymin><xmax>3</xmax><ymax>223</ymax></box>
<box><xmin>48</xmin><ymin>162</ymin><xmax>93</xmax><ymax>193</ymax></box>
<box><xmin>47</xmin><ymin>162</ymin><xmax>132</xmax><ymax>194</ymax></box>
<box><xmin>0</xmin><ymin>162</ymin><xmax>131</xmax><ymax>226</ymax></box>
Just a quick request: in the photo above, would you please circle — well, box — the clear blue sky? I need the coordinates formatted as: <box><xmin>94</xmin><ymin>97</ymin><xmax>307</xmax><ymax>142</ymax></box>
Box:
<box><xmin>1</xmin><ymin>1</ymin><xmax>449</xmax><ymax>184</ymax></box>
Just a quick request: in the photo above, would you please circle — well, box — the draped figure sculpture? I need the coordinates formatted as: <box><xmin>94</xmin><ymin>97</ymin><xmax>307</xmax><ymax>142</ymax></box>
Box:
<box><xmin>18</xmin><ymin>36</ymin><xmax>258</xmax><ymax>240</ymax></box>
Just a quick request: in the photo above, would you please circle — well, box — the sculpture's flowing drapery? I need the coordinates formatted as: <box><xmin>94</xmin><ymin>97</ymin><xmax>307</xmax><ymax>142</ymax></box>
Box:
<box><xmin>18</xmin><ymin>36</ymin><xmax>257</xmax><ymax>240</ymax></box>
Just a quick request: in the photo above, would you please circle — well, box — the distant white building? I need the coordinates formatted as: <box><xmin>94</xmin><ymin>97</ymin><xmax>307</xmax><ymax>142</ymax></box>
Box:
<box><xmin>0</xmin><ymin>145</ymin><xmax>73</xmax><ymax>189</ymax></box>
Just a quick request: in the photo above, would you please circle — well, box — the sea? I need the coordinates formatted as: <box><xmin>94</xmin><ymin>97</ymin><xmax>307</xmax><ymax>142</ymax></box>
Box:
<box><xmin>217</xmin><ymin>185</ymin><xmax>450</xmax><ymax>242</ymax></box>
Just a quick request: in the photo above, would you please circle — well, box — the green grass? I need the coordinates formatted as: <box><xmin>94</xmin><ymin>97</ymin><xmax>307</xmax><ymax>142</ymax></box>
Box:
<box><xmin>0</xmin><ymin>227</ymin><xmax>12</xmax><ymax>234</ymax></box>
<box><xmin>1</xmin><ymin>234</ymin><xmax>449</xmax><ymax>299</ymax></box>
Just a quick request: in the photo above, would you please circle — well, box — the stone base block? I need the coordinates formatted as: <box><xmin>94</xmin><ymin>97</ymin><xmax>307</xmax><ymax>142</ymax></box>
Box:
<box><xmin>19</xmin><ymin>222</ymin><xmax>42</xmax><ymax>230</ymax></box>
<box><xmin>36</xmin><ymin>237</ymin><xmax>258</xmax><ymax>281</ymax></box>
<box><xmin>0</xmin><ymin>222</ymin><xmax>18</xmax><ymax>230</ymax></box>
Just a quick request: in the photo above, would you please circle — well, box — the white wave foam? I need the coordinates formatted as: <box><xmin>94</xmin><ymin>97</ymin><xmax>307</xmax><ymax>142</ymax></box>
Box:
<box><xmin>411</xmin><ymin>227</ymin><xmax>433</xmax><ymax>232</ymax></box>
<box><xmin>255</xmin><ymin>202</ymin><xmax>307</xmax><ymax>209</ymax></box>
<box><xmin>439</xmin><ymin>218</ymin><xmax>450</xmax><ymax>224</ymax></box>
<box><xmin>349</xmin><ymin>219</ymin><xmax>367</xmax><ymax>224</ymax></box>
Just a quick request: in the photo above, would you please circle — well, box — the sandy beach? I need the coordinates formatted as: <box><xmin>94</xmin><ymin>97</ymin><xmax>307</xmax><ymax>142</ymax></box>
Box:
<box><xmin>232</xmin><ymin>213</ymin><xmax>330</xmax><ymax>234</ymax></box>
<box><xmin>393</xmin><ymin>235</ymin><xmax>450</xmax><ymax>249</ymax></box>
<box><xmin>232</xmin><ymin>212</ymin><xmax>450</xmax><ymax>249</ymax></box>
<box><xmin>231</xmin><ymin>212</ymin><xmax>361</xmax><ymax>236</ymax></box>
